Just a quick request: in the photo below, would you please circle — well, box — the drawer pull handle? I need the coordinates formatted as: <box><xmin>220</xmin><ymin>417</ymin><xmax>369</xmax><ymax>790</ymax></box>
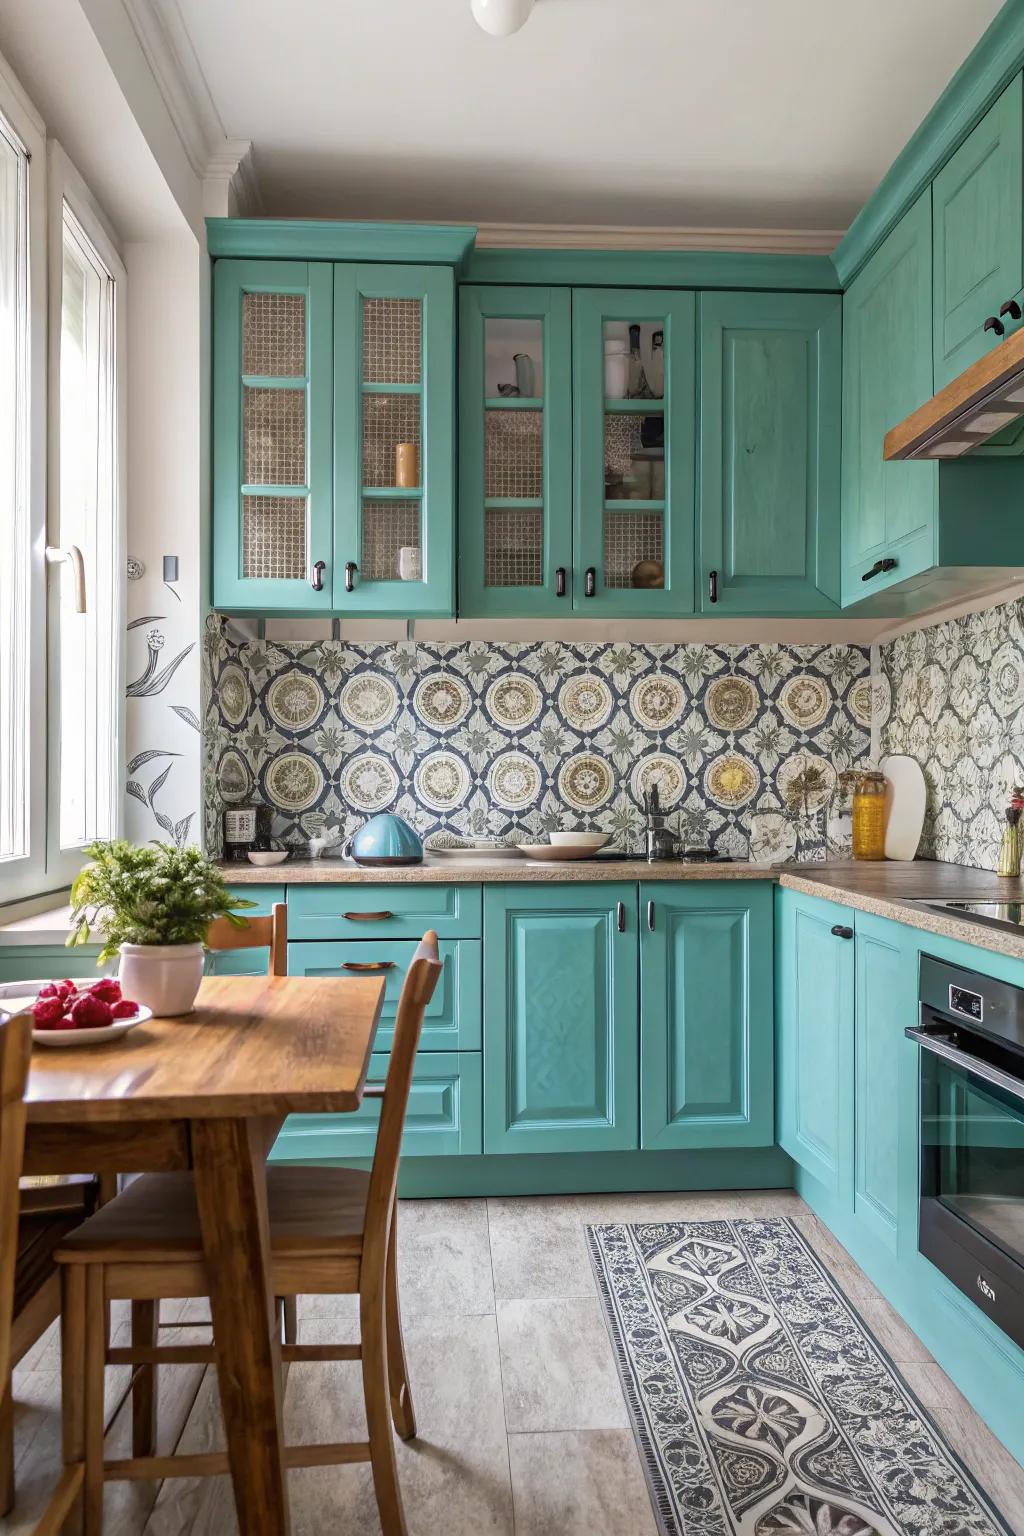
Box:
<box><xmin>616</xmin><ymin>900</ymin><xmax>626</xmax><ymax>933</ymax></box>
<box><xmin>647</xmin><ymin>899</ymin><xmax>655</xmax><ymax>931</ymax></box>
<box><xmin>342</xmin><ymin>911</ymin><xmax>394</xmax><ymax>921</ymax></box>
<box><xmin>341</xmin><ymin>960</ymin><xmax>397</xmax><ymax>972</ymax></box>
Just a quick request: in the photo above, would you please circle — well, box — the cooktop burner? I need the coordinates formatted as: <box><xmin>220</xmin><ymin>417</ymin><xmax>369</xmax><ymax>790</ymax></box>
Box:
<box><xmin>591</xmin><ymin>848</ymin><xmax>733</xmax><ymax>864</ymax></box>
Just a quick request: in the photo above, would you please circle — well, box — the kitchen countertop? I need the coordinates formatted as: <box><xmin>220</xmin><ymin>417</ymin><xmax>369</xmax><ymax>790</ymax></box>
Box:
<box><xmin>8</xmin><ymin>860</ymin><xmax>1024</xmax><ymax>963</ymax></box>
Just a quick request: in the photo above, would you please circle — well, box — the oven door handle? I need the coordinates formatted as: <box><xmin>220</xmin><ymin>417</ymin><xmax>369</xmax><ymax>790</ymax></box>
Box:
<box><xmin>904</xmin><ymin>1025</ymin><xmax>1024</xmax><ymax>1105</ymax></box>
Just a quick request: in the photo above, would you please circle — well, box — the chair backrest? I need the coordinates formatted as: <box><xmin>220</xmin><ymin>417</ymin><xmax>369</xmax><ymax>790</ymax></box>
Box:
<box><xmin>0</xmin><ymin>1008</ymin><xmax>33</xmax><ymax>1392</ymax></box>
<box><xmin>364</xmin><ymin>931</ymin><xmax>442</xmax><ymax>1261</ymax></box>
<box><xmin>206</xmin><ymin>902</ymin><xmax>288</xmax><ymax>976</ymax></box>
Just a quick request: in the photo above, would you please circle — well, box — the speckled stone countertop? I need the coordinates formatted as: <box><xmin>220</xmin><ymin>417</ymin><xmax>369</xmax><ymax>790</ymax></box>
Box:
<box><xmin>217</xmin><ymin>855</ymin><xmax>775</xmax><ymax>884</ymax></box>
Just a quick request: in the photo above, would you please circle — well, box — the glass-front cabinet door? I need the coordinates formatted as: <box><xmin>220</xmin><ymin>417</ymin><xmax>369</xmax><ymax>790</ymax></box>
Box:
<box><xmin>459</xmin><ymin>286</ymin><xmax>571</xmax><ymax>616</ymax></box>
<box><xmin>213</xmin><ymin>260</ymin><xmax>334</xmax><ymax>610</ymax></box>
<box><xmin>334</xmin><ymin>264</ymin><xmax>454</xmax><ymax>614</ymax></box>
<box><xmin>573</xmin><ymin>288</ymin><xmax>696</xmax><ymax>615</ymax></box>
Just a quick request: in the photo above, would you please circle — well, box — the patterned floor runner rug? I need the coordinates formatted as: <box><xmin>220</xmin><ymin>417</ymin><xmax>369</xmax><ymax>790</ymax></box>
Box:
<box><xmin>587</xmin><ymin>1218</ymin><xmax>1012</xmax><ymax>1536</ymax></box>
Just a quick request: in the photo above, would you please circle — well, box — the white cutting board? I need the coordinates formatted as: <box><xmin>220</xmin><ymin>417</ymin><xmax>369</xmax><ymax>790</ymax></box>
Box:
<box><xmin>880</xmin><ymin>754</ymin><xmax>927</xmax><ymax>861</ymax></box>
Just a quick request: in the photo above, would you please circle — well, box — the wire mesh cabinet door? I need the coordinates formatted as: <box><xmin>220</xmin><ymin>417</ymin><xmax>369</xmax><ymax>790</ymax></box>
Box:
<box><xmin>458</xmin><ymin>285</ymin><xmax>572</xmax><ymax>617</ymax></box>
<box><xmin>333</xmin><ymin>264</ymin><xmax>455</xmax><ymax>615</ymax></box>
<box><xmin>572</xmin><ymin>288</ymin><xmax>696</xmax><ymax>616</ymax></box>
<box><xmin>213</xmin><ymin>259</ymin><xmax>334</xmax><ymax>611</ymax></box>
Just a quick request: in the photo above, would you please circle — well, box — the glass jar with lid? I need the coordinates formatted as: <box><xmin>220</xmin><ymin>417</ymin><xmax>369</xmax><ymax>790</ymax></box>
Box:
<box><xmin>852</xmin><ymin>770</ymin><xmax>887</xmax><ymax>861</ymax></box>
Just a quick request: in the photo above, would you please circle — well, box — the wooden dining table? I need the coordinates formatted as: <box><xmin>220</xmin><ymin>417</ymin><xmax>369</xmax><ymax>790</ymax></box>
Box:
<box><xmin>21</xmin><ymin>972</ymin><xmax>386</xmax><ymax>1535</ymax></box>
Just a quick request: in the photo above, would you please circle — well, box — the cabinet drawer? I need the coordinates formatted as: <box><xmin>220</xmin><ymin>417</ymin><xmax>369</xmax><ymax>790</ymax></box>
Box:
<box><xmin>287</xmin><ymin>939</ymin><xmax>481</xmax><ymax>1051</ymax></box>
<box><xmin>226</xmin><ymin>884</ymin><xmax>285</xmax><ymax>915</ymax></box>
<box><xmin>270</xmin><ymin>1051</ymin><xmax>482</xmax><ymax>1161</ymax></box>
<box><xmin>287</xmin><ymin>883</ymin><xmax>481</xmax><ymax>940</ymax></box>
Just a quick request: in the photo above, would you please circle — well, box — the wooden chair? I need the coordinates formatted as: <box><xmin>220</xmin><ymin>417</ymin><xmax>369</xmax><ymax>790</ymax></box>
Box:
<box><xmin>0</xmin><ymin>981</ymin><xmax>106</xmax><ymax>1521</ymax></box>
<box><xmin>53</xmin><ymin>931</ymin><xmax>442</xmax><ymax>1535</ymax></box>
<box><xmin>0</xmin><ymin>1004</ymin><xmax>91</xmax><ymax>1531</ymax></box>
<box><xmin>206</xmin><ymin>900</ymin><xmax>288</xmax><ymax>976</ymax></box>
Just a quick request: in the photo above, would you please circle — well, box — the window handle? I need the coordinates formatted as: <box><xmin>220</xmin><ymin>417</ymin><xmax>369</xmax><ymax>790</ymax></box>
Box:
<box><xmin>46</xmin><ymin>545</ymin><xmax>86</xmax><ymax>613</ymax></box>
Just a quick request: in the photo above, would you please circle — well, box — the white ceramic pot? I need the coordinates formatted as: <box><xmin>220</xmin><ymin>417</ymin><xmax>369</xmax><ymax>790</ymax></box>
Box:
<box><xmin>604</xmin><ymin>352</ymin><xmax>629</xmax><ymax>399</ymax></box>
<box><xmin>118</xmin><ymin>943</ymin><xmax>204</xmax><ymax>1017</ymax></box>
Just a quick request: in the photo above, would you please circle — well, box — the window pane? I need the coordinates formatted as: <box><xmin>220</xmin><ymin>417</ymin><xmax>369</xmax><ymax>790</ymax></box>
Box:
<box><xmin>0</xmin><ymin>113</ymin><xmax>29</xmax><ymax>864</ymax></box>
<box><xmin>58</xmin><ymin>206</ymin><xmax>119</xmax><ymax>849</ymax></box>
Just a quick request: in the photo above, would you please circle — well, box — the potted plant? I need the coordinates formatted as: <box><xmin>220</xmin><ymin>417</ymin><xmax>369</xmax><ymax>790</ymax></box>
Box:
<box><xmin>68</xmin><ymin>840</ymin><xmax>256</xmax><ymax>1017</ymax></box>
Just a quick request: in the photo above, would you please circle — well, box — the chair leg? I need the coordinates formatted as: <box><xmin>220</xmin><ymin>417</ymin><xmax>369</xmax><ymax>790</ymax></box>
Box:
<box><xmin>83</xmin><ymin>1268</ymin><xmax>107</xmax><ymax>1536</ymax></box>
<box><xmin>131</xmin><ymin>1301</ymin><xmax>159</xmax><ymax>1457</ymax></box>
<box><xmin>0</xmin><ymin>1376</ymin><xmax>14</xmax><ymax>1517</ymax></box>
<box><xmin>61</xmin><ymin>1264</ymin><xmax>86</xmax><ymax>1536</ymax></box>
<box><xmin>360</xmin><ymin>1280</ymin><xmax>407</xmax><ymax>1536</ymax></box>
<box><xmin>385</xmin><ymin>1220</ymin><xmax>416</xmax><ymax>1441</ymax></box>
<box><xmin>282</xmin><ymin>1296</ymin><xmax>298</xmax><ymax>1348</ymax></box>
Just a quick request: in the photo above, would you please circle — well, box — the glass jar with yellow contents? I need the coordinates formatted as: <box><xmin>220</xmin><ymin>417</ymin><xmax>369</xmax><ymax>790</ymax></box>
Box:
<box><xmin>851</xmin><ymin>770</ymin><xmax>888</xmax><ymax>860</ymax></box>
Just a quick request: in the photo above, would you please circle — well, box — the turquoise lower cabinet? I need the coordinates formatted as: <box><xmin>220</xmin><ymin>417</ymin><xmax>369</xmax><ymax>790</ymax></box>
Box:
<box><xmin>853</xmin><ymin>911</ymin><xmax>918</xmax><ymax>1255</ymax></box>
<box><xmin>271</xmin><ymin>1051</ymin><xmax>482</xmax><ymax>1161</ymax></box>
<box><xmin>641</xmin><ymin>882</ymin><xmax>774</xmax><ymax>1149</ymax></box>
<box><xmin>483</xmin><ymin>884</ymin><xmax>638</xmax><ymax>1154</ymax></box>
<box><xmin>286</xmin><ymin>938</ymin><xmax>481</xmax><ymax>1052</ymax></box>
<box><xmin>287</xmin><ymin>882</ymin><xmax>481</xmax><ymax>941</ymax></box>
<box><xmin>776</xmin><ymin>886</ymin><xmax>855</xmax><ymax>1194</ymax></box>
<box><xmin>0</xmin><ymin>945</ymin><xmax>108</xmax><ymax>983</ymax></box>
<box><xmin>205</xmin><ymin>884</ymin><xmax>284</xmax><ymax>975</ymax></box>
<box><xmin>698</xmin><ymin>292</ymin><xmax>841</xmax><ymax>615</ymax></box>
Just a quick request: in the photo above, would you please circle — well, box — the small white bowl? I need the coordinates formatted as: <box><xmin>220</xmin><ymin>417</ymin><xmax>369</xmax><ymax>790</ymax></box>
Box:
<box><xmin>549</xmin><ymin>832</ymin><xmax>610</xmax><ymax>850</ymax></box>
<box><xmin>247</xmin><ymin>850</ymin><xmax>289</xmax><ymax>867</ymax></box>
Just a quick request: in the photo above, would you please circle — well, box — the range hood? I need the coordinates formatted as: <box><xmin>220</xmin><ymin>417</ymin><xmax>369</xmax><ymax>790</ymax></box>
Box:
<box><xmin>885</xmin><ymin>327</ymin><xmax>1024</xmax><ymax>460</ymax></box>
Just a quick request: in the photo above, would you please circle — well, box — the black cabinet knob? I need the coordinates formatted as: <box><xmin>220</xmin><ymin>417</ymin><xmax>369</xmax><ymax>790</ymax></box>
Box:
<box><xmin>862</xmin><ymin>557</ymin><xmax>897</xmax><ymax>583</ymax></box>
<box><xmin>555</xmin><ymin>566</ymin><xmax>566</xmax><ymax>597</ymax></box>
<box><xmin>1000</xmin><ymin>299</ymin><xmax>1023</xmax><ymax>321</ymax></box>
<box><xmin>831</xmin><ymin>924</ymin><xmax>854</xmax><ymax>940</ymax></box>
<box><xmin>310</xmin><ymin>559</ymin><xmax>326</xmax><ymax>592</ymax></box>
<box><xmin>985</xmin><ymin>314</ymin><xmax>1006</xmax><ymax>337</ymax></box>
<box><xmin>708</xmin><ymin>569</ymin><xmax>719</xmax><ymax>604</ymax></box>
<box><xmin>584</xmin><ymin>567</ymin><xmax>596</xmax><ymax>598</ymax></box>
<box><xmin>344</xmin><ymin>561</ymin><xmax>358</xmax><ymax>594</ymax></box>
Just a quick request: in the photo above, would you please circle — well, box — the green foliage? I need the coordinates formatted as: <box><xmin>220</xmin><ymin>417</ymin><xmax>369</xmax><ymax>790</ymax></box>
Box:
<box><xmin>68</xmin><ymin>840</ymin><xmax>257</xmax><ymax>963</ymax></box>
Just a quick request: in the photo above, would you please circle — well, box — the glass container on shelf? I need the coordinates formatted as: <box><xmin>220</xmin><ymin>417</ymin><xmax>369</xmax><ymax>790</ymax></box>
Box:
<box><xmin>852</xmin><ymin>770</ymin><xmax>887</xmax><ymax>860</ymax></box>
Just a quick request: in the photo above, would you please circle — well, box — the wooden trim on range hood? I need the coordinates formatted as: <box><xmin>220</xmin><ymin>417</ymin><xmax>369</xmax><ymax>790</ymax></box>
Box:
<box><xmin>885</xmin><ymin>328</ymin><xmax>1024</xmax><ymax>460</ymax></box>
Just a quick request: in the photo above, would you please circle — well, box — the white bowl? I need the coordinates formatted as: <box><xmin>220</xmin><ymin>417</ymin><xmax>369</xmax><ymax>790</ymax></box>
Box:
<box><xmin>549</xmin><ymin>832</ymin><xmax>610</xmax><ymax>850</ymax></box>
<box><xmin>247</xmin><ymin>850</ymin><xmax>289</xmax><ymax>867</ymax></box>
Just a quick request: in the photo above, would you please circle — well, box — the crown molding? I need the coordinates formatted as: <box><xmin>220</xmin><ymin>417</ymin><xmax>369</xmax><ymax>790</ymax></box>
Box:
<box><xmin>474</xmin><ymin>223</ymin><xmax>844</xmax><ymax>255</ymax></box>
<box><xmin>119</xmin><ymin>0</ymin><xmax>263</xmax><ymax>212</ymax></box>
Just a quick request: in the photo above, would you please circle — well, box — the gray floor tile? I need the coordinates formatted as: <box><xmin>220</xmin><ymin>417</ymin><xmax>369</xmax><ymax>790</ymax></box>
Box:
<box><xmin>487</xmin><ymin>1196</ymin><xmax>596</xmax><ymax>1301</ymax></box>
<box><xmin>496</xmin><ymin>1298</ymin><xmax>629</xmax><ymax>1433</ymax></box>
<box><xmin>508</xmin><ymin>1429</ymin><xmax>657</xmax><ymax>1536</ymax></box>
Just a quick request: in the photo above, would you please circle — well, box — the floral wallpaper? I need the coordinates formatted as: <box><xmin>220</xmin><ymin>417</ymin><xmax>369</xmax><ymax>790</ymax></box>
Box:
<box><xmin>124</xmin><ymin>574</ymin><xmax>201</xmax><ymax>848</ymax></box>
<box><xmin>881</xmin><ymin>591</ymin><xmax>1024</xmax><ymax>870</ymax></box>
<box><xmin>204</xmin><ymin>620</ymin><xmax>874</xmax><ymax>862</ymax></box>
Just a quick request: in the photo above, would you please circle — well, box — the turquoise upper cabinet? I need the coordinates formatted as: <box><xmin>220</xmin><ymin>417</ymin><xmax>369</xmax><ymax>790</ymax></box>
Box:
<box><xmin>459</xmin><ymin>286</ymin><xmax>572</xmax><ymax>616</ymax></box>
<box><xmin>776</xmin><ymin>886</ymin><xmax>854</xmax><ymax>1195</ymax></box>
<box><xmin>213</xmin><ymin>260</ymin><xmax>335</xmax><ymax>611</ymax></box>
<box><xmin>698</xmin><ymin>292</ymin><xmax>841</xmax><ymax>614</ymax></box>
<box><xmin>933</xmin><ymin>73</ymin><xmax>1023</xmax><ymax>390</ymax></box>
<box><xmin>333</xmin><ymin>264</ymin><xmax>454</xmax><ymax>614</ymax></box>
<box><xmin>640</xmin><ymin>882</ymin><xmax>774</xmax><ymax>1150</ymax></box>
<box><xmin>573</xmin><ymin>288</ymin><xmax>696</xmax><ymax>615</ymax></box>
<box><xmin>852</xmin><ymin>911</ymin><xmax>918</xmax><ymax>1257</ymax></box>
<box><xmin>213</xmin><ymin>258</ymin><xmax>454</xmax><ymax>615</ymax></box>
<box><xmin>483</xmin><ymin>884</ymin><xmax>638</xmax><ymax>1154</ymax></box>
<box><xmin>841</xmin><ymin>192</ymin><xmax>938</xmax><ymax>606</ymax></box>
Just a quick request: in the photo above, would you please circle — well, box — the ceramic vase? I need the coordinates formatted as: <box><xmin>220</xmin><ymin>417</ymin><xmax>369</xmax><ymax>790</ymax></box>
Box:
<box><xmin>118</xmin><ymin>942</ymin><xmax>204</xmax><ymax>1017</ymax></box>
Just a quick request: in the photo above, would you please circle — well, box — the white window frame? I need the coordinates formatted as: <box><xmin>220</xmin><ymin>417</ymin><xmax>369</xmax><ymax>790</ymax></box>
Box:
<box><xmin>46</xmin><ymin>143</ymin><xmax>127</xmax><ymax>888</ymax></box>
<box><xmin>0</xmin><ymin>56</ymin><xmax>47</xmax><ymax>905</ymax></box>
<box><xmin>0</xmin><ymin>53</ymin><xmax>126</xmax><ymax>908</ymax></box>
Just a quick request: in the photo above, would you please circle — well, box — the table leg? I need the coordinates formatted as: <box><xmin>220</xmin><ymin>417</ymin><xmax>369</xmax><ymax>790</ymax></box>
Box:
<box><xmin>191</xmin><ymin>1117</ymin><xmax>290</xmax><ymax>1536</ymax></box>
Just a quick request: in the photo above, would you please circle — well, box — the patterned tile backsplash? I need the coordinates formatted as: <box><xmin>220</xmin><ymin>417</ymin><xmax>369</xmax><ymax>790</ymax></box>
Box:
<box><xmin>881</xmin><ymin>591</ymin><xmax>1024</xmax><ymax>870</ymax></box>
<box><xmin>204</xmin><ymin>620</ymin><xmax>874</xmax><ymax>862</ymax></box>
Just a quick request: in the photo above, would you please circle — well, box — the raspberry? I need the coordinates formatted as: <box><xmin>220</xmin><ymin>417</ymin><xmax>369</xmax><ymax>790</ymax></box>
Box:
<box><xmin>110</xmin><ymin>999</ymin><xmax>139</xmax><ymax>1019</ymax></box>
<box><xmin>69</xmin><ymin>994</ymin><xmax>114</xmax><ymax>1029</ymax></box>
<box><xmin>90</xmin><ymin>978</ymin><xmax>122</xmax><ymax>1004</ymax></box>
<box><xmin>38</xmin><ymin>982</ymin><xmax>61</xmax><ymax>999</ymax></box>
<box><xmin>58</xmin><ymin>979</ymin><xmax>78</xmax><ymax>994</ymax></box>
<box><xmin>32</xmin><ymin>996</ymin><xmax>68</xmax><ymax>1027</ymax></box>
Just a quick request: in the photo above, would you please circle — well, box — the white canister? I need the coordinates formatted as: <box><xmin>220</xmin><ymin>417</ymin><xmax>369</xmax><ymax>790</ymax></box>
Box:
<box><xmin>397</xmin><ymin>545</ymin><xmax>422</xmax><ymax>581</ymax></box>
<box><xmin>118</xmin><ymin>943</ymin><xmax>205</xmax><ymax>1018</ymax></box>
<box><xmin>604</xmin><ymin>352</ymin><xmax>629</xmax><ymax>399</ymax></box>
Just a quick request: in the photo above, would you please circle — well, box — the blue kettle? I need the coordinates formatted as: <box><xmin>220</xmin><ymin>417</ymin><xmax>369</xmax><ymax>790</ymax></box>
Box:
<box><xmin>345</xmin><ymin>813</ymin><xmax>423</xmax><ymax>867</ymax></box>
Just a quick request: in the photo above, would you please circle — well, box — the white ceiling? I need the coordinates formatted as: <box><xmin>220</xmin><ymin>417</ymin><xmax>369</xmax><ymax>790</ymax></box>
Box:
<box><xmin>168</xmin><ymin>0</ymin><xmax>1003</xmax><ymax>232</ymax></box>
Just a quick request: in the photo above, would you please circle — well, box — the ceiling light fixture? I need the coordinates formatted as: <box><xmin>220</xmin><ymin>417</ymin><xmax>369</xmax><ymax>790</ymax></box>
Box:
<box><xmin>471</xmin><ymin>0</ymin><xmax>535</xmax><ymax>36</ymax></box>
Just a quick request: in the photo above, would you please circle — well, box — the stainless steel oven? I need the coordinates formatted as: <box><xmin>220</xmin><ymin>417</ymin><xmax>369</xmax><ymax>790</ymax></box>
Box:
<box><xmin>907</xmin><ymin>955</ymin><xmax>1024</xmax><ymax>1349</ymax></box>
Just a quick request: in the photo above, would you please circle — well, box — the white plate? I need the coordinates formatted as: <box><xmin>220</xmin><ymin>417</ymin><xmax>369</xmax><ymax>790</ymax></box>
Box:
<box><xmin>430</xmin><ymin>845</ymin><xmax>523</xmax><ymax>860</ymax></box>
<box><xmin>517</xmin><ymin>844</ymin><xmax>601</xmax><ymax>862</ymax></box>
<box><xmin>28</xmin><ymin>1003</ymin><xmax>153</xmax><ymax>1047</ymax></box>
<box><xmin>549</xmin><ymin>833</ymin><xmax>610</xmax><ymax>850</ymax></box>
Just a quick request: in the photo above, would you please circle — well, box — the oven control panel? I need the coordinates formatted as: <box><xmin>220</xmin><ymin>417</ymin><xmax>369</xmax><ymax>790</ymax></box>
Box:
<box><xmin>949</xmin><ymin>984</ymin><xmax>983</xmax><ymax>1023</ymax></box>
